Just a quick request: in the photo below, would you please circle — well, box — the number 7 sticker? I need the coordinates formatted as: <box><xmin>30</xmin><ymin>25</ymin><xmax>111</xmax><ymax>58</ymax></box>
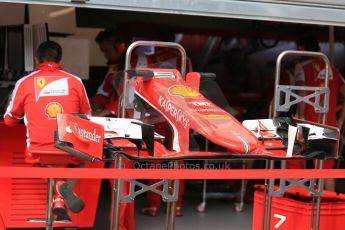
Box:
<box><xmin>274</xmin><ymin>213</ymin><xmax>287</xmax><ymax>228</ymax></box>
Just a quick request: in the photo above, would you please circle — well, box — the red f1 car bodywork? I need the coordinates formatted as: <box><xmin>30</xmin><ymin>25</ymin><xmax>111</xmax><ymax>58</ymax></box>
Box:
<box><xmin>123</xmin><ymin>68</ymin><xmax>338</xmax><ymax>160</ymax></box>
<box><xmin>133</xmin><ymin>69</ymin><xmax>259</xmax><ymax>154</ymax></box>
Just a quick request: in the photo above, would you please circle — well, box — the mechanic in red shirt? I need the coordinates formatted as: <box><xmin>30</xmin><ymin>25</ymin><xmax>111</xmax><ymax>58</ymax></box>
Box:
<box><xmin>92</xmin><ymin>27</ymin><xmax>150</xmax><ymax>117</ymax></box>
<box><xmin>4</xmin><ymin>41</ymin><xmax>91</xmax><ymax>221</ymax></box>
<box><xmin>287</xmin><ymin>34</ymin><xmax>345</xmax><ymax>191</ymax></box>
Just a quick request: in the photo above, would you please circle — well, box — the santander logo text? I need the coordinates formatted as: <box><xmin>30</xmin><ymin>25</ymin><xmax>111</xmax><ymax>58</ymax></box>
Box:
<box><xmin>66</xmin><ymin>122</ymin><xmax>101</xmax><ymax>144</ymax></box>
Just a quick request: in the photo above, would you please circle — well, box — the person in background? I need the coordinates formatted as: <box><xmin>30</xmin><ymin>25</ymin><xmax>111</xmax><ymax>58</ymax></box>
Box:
<box><xmin>92</xmin><ymin>27</ymin><xmax>149</xmax><ymax>117</ymax></box>
<box><xmin>148</xmin><ymin>26</ymin><xmax>193</xmax><ymax>72</ymax></box>
<box><xmin>287</xmin><ymin>33</ymin><xmax>345</xmax><ymax>191</ymax></box>
<box><xmin>4</xmin><ymin>40</ymin><xmax>90</xmax><ymax>221</ymax></box>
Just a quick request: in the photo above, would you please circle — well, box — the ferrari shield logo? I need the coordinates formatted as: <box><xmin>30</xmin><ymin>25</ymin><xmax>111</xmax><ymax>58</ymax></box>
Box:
<box><xmin>34</xmin><ymin>77</ymin><xmax>69</xmax><ymax>102</ymax></box>
<box><xmin>36</xmin><ymin>78</ymin><xmax>46</xmax><ymax>88</ymax></box>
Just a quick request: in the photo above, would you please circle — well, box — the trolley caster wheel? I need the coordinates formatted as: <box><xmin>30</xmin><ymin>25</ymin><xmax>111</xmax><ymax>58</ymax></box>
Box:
<box><xmin>197</xmin><ymin>202</ymin><xmax>206</xmax><ymax>213</ymax></box>
<box><xmin>234</xmin><ymin>202</ymin><xmax>244</xmax><ymax>212</ymax></box>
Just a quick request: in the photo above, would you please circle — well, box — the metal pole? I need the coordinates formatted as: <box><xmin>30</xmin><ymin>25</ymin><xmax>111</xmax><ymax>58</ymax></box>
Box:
<box><xmin>109</xmin><ymin>157</ymin><xmax>117</xmax><ymax>230</ymax></box>
<box><xmin>165</xmin><ymin>201</ymin><xmax>170</xmax><ymax>230</ymax></box>
<box><xmin>311</xmin><ymin>192</ymin><xmax>316</xmax><ymax>229</ymax></box>
<box><xmin>236</xmin><ymin>160</ymin><xmax>246</xmax><ymax>212</ymax></box>
<box><xmin>45</xmin><ymin>178</ymin><xmax>54</xmax><ymax>230</ymax></box>
<box><xmin>110</xmin><ymin>156</ymin><xmax>123</xmax><ymax>230</ymax></box>
<box><xmin>201</xmin><ymin>140</ymin><xmax>210</xmax><ymax>212</ymax></box>
<box><xmin>265</xmin><ymin>160</ymin><xmax>275</xmax><ymax>230</ymax></box>
<box><xmin>261</xmin><ymin>160</ymin><xmax>269</xmax><ymax>230</ymax></box>
<box><xmin>165</xmin><ymin>194</ymin><xmax>177</xmax><ymax>230</ymax></box>
<box><xmin>262</xmin><ymin>90</ymin><xmax>275</xmax><ymax>229</ymax></box>
<box><xmin>314</xmin><ymin>41</ymin><xmax>331</xmax><ymax>229</ymax></box>
<box><xmin>165</xmin><ymin>161</ymin><xmax>178</xmax><ymax>230</ymax></box>
<box><xmin>201</xmin><ymin>178</ymin><xmax>207</xmax><ymax>210</ymax></box>
<box><xmin>314</xmin><ymin>160</ymin><xmax>324</xmax><ymax>230</ymax></box>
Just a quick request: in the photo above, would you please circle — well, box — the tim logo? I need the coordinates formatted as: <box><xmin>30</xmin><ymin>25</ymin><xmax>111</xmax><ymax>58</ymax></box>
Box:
<box><xmin>188</xmin><ymin>101</ymin><xmax>211</xmax><ymax>106</ymax></box>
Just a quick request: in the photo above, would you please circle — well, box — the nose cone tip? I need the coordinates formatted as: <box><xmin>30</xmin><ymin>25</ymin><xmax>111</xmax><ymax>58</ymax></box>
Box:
<box><xmin>231</xmin><ymin>133</ymin><xmax>259</xmax><ymax>154</ymax></box>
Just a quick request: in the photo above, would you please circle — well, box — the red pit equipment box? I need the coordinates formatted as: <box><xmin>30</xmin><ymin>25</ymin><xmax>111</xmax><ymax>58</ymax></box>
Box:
<box><xmin>253</xmin><ymin>185</ymin><xmax>345</xmax><ymax>230</ymax></box>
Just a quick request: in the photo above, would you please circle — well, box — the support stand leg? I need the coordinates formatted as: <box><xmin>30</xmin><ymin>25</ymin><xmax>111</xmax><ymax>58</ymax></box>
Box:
<box><xmin>312</xmin><ymin>160</ymin><xmax>324</xmax><ymax>230</ymax></box>
<box><xmin>165</xmin><ymin>161</ymin><xmax>179</xmax><ymax>230</ymax></box>
<box><xmin>265</xmin><ymin>160</ymin><xmax>275</xmax><ymax>230</ymax></box>
<box><xmin>197</xmin><ymin>141</ymin><xmax>209</xmax><ymax>213</ymax></box>
<box><xmin>46</xmin><ymin>178</ymin><xmax>54</xmax><ymax>230</ymax></box>
<box><xmin>110</xmin><ymin>156</ymin><xmax>123</xmax><ymax>230</ymax></box>
<box><xmin>165</xmin><ymin>195</ymin><xmax>177</xmax><ymax>230</ymax></box>
<box><xmin>235</xmin><ymin>160</ymin><xmax>246</xmax><ymax>212</ymax></box>
<box><xmin>261</xmin><ymin>160</ymin><xmax>269</xmax><ymax>230</ymax></box>
<box><xmin>197</xmin><ymin>179</ymin><xmax>207</xmax><ymax>212</ymax></box>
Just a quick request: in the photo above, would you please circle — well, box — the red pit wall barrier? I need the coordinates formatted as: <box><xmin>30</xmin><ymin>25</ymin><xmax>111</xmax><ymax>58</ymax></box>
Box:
<box><xmin>1</xmin><ymin>167</ymin><xmax>345</xmax><ymax>179</ymax></box>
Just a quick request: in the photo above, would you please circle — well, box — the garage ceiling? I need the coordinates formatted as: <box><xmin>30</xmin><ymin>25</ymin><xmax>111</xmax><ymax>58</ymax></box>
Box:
<box><xmin>1</xmin><ymin>0</ymin><xmax>345</xmax><ymax>27</ymax></box>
